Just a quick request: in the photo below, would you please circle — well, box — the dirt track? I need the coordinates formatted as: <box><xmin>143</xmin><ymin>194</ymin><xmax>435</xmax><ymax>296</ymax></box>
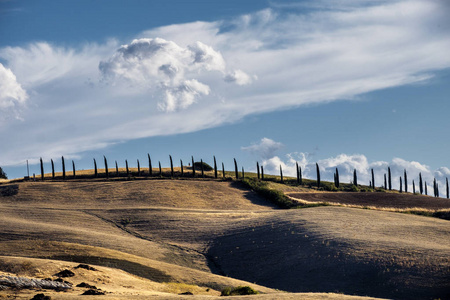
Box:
<box><xmin>288</xmin><ymin>192</ymin><xmax>450</xmax><ymax>210</ymax></box>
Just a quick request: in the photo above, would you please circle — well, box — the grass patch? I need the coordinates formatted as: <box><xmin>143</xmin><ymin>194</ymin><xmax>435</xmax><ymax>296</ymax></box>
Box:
<box><xmin>221</xmin><ymin>286</ymin><xmax>258</xmax><ymax>296</ymax></box>
<box><xmin>239</xmin><ymin>178</ymin><xmax>296</xmax><ymax>208</ymax></box>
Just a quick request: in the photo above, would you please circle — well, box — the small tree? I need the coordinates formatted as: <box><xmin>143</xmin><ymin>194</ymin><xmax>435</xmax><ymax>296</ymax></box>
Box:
<box><xmin>0</xmin><ymin>166</ymin><xmax>7</xmax><ymax>179</ymax></box>
<box><xmin>425</xmin><ymin>181</ymin><xmax>428</xmax><ymax>195</ymax></box>
<box><xmin>257</xmin><ymin>162</ymin><xmax>260</xmax><ymax>180</ymax></box>
<box><xmin>404</xmin><ymin>169</ymin><xmax>408</xmax><ymax>193</ymax></box>
<box><xmin>371</xmin><ymin>169</ymin><xmax>375</xmax><ymax>189</ymax></box>
<box><xmin>94</xmin><ymin>158</ymin><xmax>98</xmax><ymax>178</ymax></box>
<box><xmin>419</xmin><ymin>173</ymin><xmax>423</xmax><ymax>195</ymax></box>
<box><xmin>316</xmin><ymin>163</ymin><xmax>320</xmax><ymax>188</ymax></box>
<box><xmin>384</xmin><ymin>174</ymin><xmax>387</xmax><ymax>190</ymax></box>
<box><xmin>413</xmin><ymin>180</ymin><xmax>416</xmax><ymax>194</ymax></box>
<box><xmin>335</xmin><ymin>168</ymin><xmax>340</xmax><ymax>188</ymax></box>
<box><xmin>137</xmin><ymin>159</ymin><xmax>141</xmax><ymax>176</ymax></box>
<box><xmin>62</xmin><ymin>156</ymin><xmax>66</xmax><ymax>180</ymax></box>
<box><xmin>353</xmin><ymin>169</ymin><xmax>358</xmax><ymax>186</ymax></box>
<box><xmin>40</xmin><ymin>157</ymin><xmax>44</xmax><ymax>180</ymax></box>
<box><xmin>72</xmin><ymin>160</ymin><xmax>76</xmax><ymax>177</ymax></box>
<box><xmin>148</xmin><ymin>154</ymin><xmax>153</xmax><ymax>176</ymax></box>
<box><xmin>170</xmin><ymin>155</ymin><xmax>174</xmax><ymax>178</ymax></box>
<box><xmin>261</xmin><ymin>165</ymin><xmax>264</xmax><ymax>180</ymax></box>
<box><xmin>299</xmin><ymin>166</ymin><xmax>302</xmax><ymax>185</ymax></box>
<box><xmin>242</xmin><ymin>167</ymin><xmax>245</xmax><ymax>178</ymax></box>
<box><xmin>125</xmin><ymin>160</ymin><xmax>129</xmax><ymax>177</ymax></box>
<box><xmin>296</xmin><ymin>162</ymin><xmax>299</xmax><ymax>184</ymax></box>
<box><xmin>388</xmin><ymin>167</ymin><xmax>392</xmax><ymax>190</ymax></box>
<box><xmin>222</xmin><ymin>162</ymin><xmax>225</xmax><ymax>178</ymax></box>
<box><xmin>280</xmin><ymin>165</ymin><xmax>283</xmax><ymax>183</ymax></box>
<box><xmin>399</xmin><ymin>177</ymin><xmax>402</xmax><ymax>193</ymax></box>
<box><xmin>104</xmin><ymin>156</ymin><xmax>109</xmax><ymax>178</ymax></box>
<box><xmin>214</xmin><ymin>156</ymin><xmax>218</xmax><ymax>179</ymax></box>
<box><xmin>180</xmin><ymin>159</ymin><xmax>184</xmax><ymax>176</ymax></box>
<box><xmin>234</xmin><ymin>158</ymin><xmax>239</xmax><ymax>179</ymax></box>
<box><xmin>115</xmin><ymin>160</ymin><xmax>119</xmax><ymax>176</ymax></box>
<box><xmin>159</xmin><ymin>161</ymin><xmax>162</xmax><ymax>176</ymax></box>
<box><xmin>447</xmin><ymin>178</ymin><xmax>449</xmax><ymax>199</ymax></box>
<box><xmin>51</xmin><ymin>159</ymin><xmax>55</xmax><ymax>179</ymax></box>
<box><xmin>201</xmin><ymin>159</ymin><xmax>205</xmax><ymax>178</ymax></box>
<box><xmin>192</xmin><ymin>156</ymin><xmax>195</xmax><ymax>177</ymax></box>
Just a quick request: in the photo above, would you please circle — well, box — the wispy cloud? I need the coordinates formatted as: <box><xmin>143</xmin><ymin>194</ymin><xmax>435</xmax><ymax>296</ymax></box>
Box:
<box><xmin>0</xmin><ymin>0</ymin><xmax>449</xmax><ymax>165</ymax></box>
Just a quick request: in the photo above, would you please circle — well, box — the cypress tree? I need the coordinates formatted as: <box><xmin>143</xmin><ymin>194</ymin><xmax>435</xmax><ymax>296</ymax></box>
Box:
<box><xmin>104</xmin><ymin>156</ymin><xmax>109</xmax><ymax>178</ymax></box>
<box><xmin>436</xmin><ymin>181</ymin><xmax>440</xmax><ymax>198</ymax></box>
<box><xmin>62</xmin><ymin>156</ymin><xmax>66</xmax><ymax>180</ymax></box>
<box><xmin>384</xmin><ymin>174</ymin><xmax>387</xmax><ymax>190</ymax></box>
<box><xmin>159</xmin><ymin>161</ymin><xmax>162</xmax><ymax>177</ymax></box>
<box><xmin>192</xmin><ymin>156</ymin><xmax>195</xmax><ymax>177</ymax></box>
<box><xmin>413</xmin><ymin>180</ymin><xmax>416</xmax><ymax>194</ymax></box>
<box><xmin>419</xmin><ymin>173</ymin><xmax>423</xmax><ymax>195</ymax></box>
<box><xmin>201</xmin><ymin>159</ymin><xmax>205</xmax><ymax>178</ymax></box>
<box><xmin>94</xmin><ymin>158</ymin><xmax>98</xmax><ymax>178</ymax></box>
<box><xmin>334</xmin><ymin>173</ymin><xmax>337</xmax><ymax>187</ymax></box>
<box><xmin>180</xmin><ymin>159</ymin><xmax>184</xmax><ymax>177</ymax></box>
<box><xmin>72</xmin><ymin>160</ymin><xmax>76</xmax><ymax>177</ymax></box>
<box><xmin>214</xmin><ymin>156</ymin><xmax>218</xmax><ymax>179</ymax></box>
<box><xmin>353</xmin><ymin>169</ymin><xmax>358</xmax><ymax>186</ymax></box>
<box><xmin>425</xmin><ymin>181</ymin><xmax>428</xmax><ymax>196</ymax></box>
<box><xmin>257</xmin><ymin>162</ymin><xmax>260</xmax><ymax>180</ymax></box>
<box><xmin>242</xmin><ymin>167</ymin><xmax>244</xmax><ymax>179</ymax></box>
<box><xmin>169</xmin><ymin>155</ymin><xmax>174</xmax><ymax>178</ymax></box>
<box><xmin>371</xmin><ymin>169</ymin><xmax>375</xmax><ymax>189</ymax></box>
<box><xmin>433</xmin><ymin>178</ymin><xmax>437</xmax><ymax>197</ymax></box>
<box><xmin>137</xmin><ymin>159</ymin><xmax>141</xmax><ymax>176</ymax></box>
<box><xmin>261</xmin><ymin>165</ymin><xmax>264</xmax><ymax>180</ymax></box>
<box><xmin>296</xmin><ymin>162</ymin><xmax>299</xmax><ymax>184</ymax></box>
<box><xmin>40</xmin><ymin>157</ymin><xmax>44</xmax><ymax>180</ymax></box>
<box><xmin>51</xmin><ymin>159</ymin><xmax>55</xmax><ymax>179</ymax></box>
<box><xmin>222</xmin><ymin>162</ymin><xmax>225</xmax><ymax>178</ymax></box>
<box><xmin>447</xmin><ymin>178</ymin><xmax>449</xmax><ymax>199</ymax></box>
<box><xmin>115</xmin><ymin>160</ymin><xmax>119</xmax><ymax>176</ymax></box>
<box><xmin>316</xmin><ymin>163</ymin><xmax>320</xmax><ymax>188</ymax></box>
<box><xmin>280</xmin><ymin>165</ymin><xmax>283</xmax><ymax>183</ymax></box>
<box><xmin>399</xmin><ymin>177</ymin><xmax>402</xmax><ymax>193</ymax></box>
<box><xmin>388</xmin><ymin>167</ymin><xmax>392</xmax><ymax>190</ymax></box>
<box><xmin>148</xmin><ymin>154</ymin><xmax>153</xmax><ymax>176</ymax></box>
<box><xmin>299</xmin><ymin>166</ymin><xmax>302</xmax><ymax>185</ymax></box>
<box><xmin>404</xmin><ymin>169</ymin><xmax>408</xmax><ymax>193</ymax></box>
<box><xmin>125</xmin><ymin>160</ymin><xmax>129</xmax><ymax>177</ymax></box>
<box><xmin>336</xmin><ymin>168</ymin><xmax>340</xmax><ymax>188</ymax></box>
<box><xmin>234</xmin><ymin>158</ymin><xmax>239</xmax><ymax>179</ymax></box>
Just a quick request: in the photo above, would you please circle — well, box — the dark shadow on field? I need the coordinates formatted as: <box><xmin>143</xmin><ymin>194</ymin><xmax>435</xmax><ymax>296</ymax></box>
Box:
<box><xmin>207</xmin><ymin>220</ymin><xmax>450</xmax><ymax>300</ymax></box>
<box><xmin>230</xmin><ymin>181</ymin><xmax>279</xmax><ymax>209</ymax></box>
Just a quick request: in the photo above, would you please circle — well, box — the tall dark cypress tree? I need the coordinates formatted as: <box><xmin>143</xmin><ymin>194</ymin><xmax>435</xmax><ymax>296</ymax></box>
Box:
<box><xmin>242</xmin><ymin>167</ymin><xmax>244</xmax><ymax>179</ymax></box>
<box><xmin>192</xmin><ymin>156</ymin><xmax>195</xmax><ymax>177</ymax></box>
<box><xmin>137</xmin><ymin>159</ymin><xmax>141</xmax><ymax>176</ymax></box>
<box><xmin>388</xmin><ymin>167</ymin><xmax>392</xmax><ymax>190</ymax></box>
<box><xmin>169</xmin><ymin>155</ymin><xmax>174</xmax><ymax>178</ymax></box>
<box><xmin>222</xmin><ymin>162</ymin><xmax>225</xmax><ymax>178</ymax></box>
<box><xmin>433</xmin><ymin>178</ymin><xmax>437</xmax><ymax>197</ymax></box>
<box><xmin>214</xmin><ymin>156</ymin><xmax>218</xmax><ymax>179</ymax></box>
<box><xmin>180</xmin><ymin>159</ymin><xmax>184</xmax><ymax>177</ymax></box>
<box><xmin>353</xmin><ymin>169</ymin><xmax>358</xmax><ymax>186</ymax></box>
<box><xmin>447</xmin><ymin>178</ymin><xmax>449</xmax><ymax>199</ymax></box>
<box><xmin>62</xmin><ymin>156</ymin><xmax>66</xmax><ymax>180</ymax></box>
<box><xmin>40</xmin><ymin>157</ymin><xmax>44</xmax><ymax>180</ymax></box>
<box><xmin>125</xmin><ymin>160</ymin><xmax>129</xmax><ymax>177</ymax></box>
<box><xmin>257</xmin><ymin>162</ymin><xmax>260</xmax><ymax>180</ymax></box>
<box><xmin>425</xmin><ymin>181</ymin><xmax>428</xmax><ymax>196</ymax></box>
<box><xmin>148</xmin><ymin>154</ymin><xmax>153</xmax><ymax>176</ymax></box>
<box><xmin>419</xmin><ymin>173</ymin><xmax>423</xmax><ymax>195</ymax></box>
<box><xmin>280</xmin><ymin>165</ymin><xmax>283</xmax><ymax>183</ymax></box>
<box><xmin>72</xmin><ymin>160</ymin><xmax>76</xmax><ymax>177</ymax></box>
<box><xmin>336</xmin><ymin>168</ymin><xmax>340</xmax><ymax>188</ymax></box>
<box><xmin>399</xmin><ymin>177</ymin><xmax>402</xmax><ymax>193</ymax></box>
<box><xmin>104</xmin><ymin>156</ymin><xmax>109</xmax><ymax>178</ymax></box>
<box><xmin>115</xmin><ymin>160</ymin><xmax>119</xmax><ymax>176</ymax></box>
<box><xmin>94</xmin><ymin>158</ymin><xmax>98</xmax><ymax>178</ymax></box>
<box><xmin>384</xmin><ymin>174</ymin><xmax>387</xmax><ymax>190</ymax></box>
<box><xmin>299</xmin><ymin>166</ymin><xmax>302</xmax><ymax>185</ymax></box>
<box><xmin>413</xmin><ymin>180</ymin><xmax>416</xmax><ymax>194</ymax></box>
<box><xmin>371</xmin><ymin>169</ymin><xmax>375</xmax><ymax>189</ymax></box>
<box><xmin>316</xmin><ymin>163</ymin><xmax>320</xmax><ymax>188</ymax></box>
<box><xmin>51</xmin><ymin>159</ymin><xmax>55</xmax><ymax>179</ymax></box>
<box><xmin>261</xmin><ymin>165</ymin><xmax>264</xmax><ymax>180</ymax></box>
<box><xmin>159</xmin><ymin>161</ymin><xmax>162</xmax><ymax>177</ymax></box>
<box><xmin>404</xmin><ymin>169</ymin><xmax>408</xmax><ymax>193</ymax></box>
<box><xmin>296</xmin><ymin>162</ymin><xmax>299</xmax><ymax>184</ymax></box>
<box><xmin>201</xmin><ymin>159</ymin><xmax>205</xmax><ymax>178</ymax></box>
<box><xmin>234</xmin><ymin>158</ymin><xmax>239</xmax><ymax>179</ymax></box>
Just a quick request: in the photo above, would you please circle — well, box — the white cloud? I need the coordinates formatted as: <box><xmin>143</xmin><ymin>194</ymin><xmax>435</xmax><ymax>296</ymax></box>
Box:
<box><xmin>0</xmin><ymin>63</ymin><xmax>27</xmax><ymax>112</ymax></box>
<box><xmin>0</xmin><ymin>0</ymin><xmax>449</xmax><ymax>166</ymax></box>
<box><xmin>261</xmin><ymin>152</ymin><xmax>449</xmax><ymax>195</ymax></box>
<box><xmin>242</xmin><ymin>138</ymin><xmax>283</xmax><ymax>160</ymax></box>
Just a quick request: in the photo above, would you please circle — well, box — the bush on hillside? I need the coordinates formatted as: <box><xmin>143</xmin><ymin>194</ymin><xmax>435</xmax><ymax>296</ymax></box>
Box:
<box><xmin>221</xmin><ymin>286</ymin><xmax>258</xmax><ymax>296</ymax></box>
<box><xmin>0</xmin><ymin>167</ymin><xmax>7</xmax><ymax>179</ymax></box>
<box><xmin>193</xmin><ymin>161</ymin><xmax>213</xmax><ymax>171</ymax></box>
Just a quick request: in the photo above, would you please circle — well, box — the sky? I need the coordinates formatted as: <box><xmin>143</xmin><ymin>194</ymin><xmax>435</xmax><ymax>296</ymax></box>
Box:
<box><xmin>1</xmin><ymin>0</ymin><xmax>449</xmax><ymax>194</ymax></box>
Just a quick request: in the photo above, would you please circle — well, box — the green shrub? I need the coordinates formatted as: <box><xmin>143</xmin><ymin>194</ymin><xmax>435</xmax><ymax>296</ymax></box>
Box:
<box><xmin>239</xmin><ymin>178</ymin><xmax>295</xmax><ymax>208</ymax></box>
<box><xmin>221</xmin><ymin>286</ymin><xmax>258</xmax><ymax>296</ymax></box>
<box><xmin>194</xmin><ymin>161</ymin><xmax>213</xmax><ymax>171</ymax></box>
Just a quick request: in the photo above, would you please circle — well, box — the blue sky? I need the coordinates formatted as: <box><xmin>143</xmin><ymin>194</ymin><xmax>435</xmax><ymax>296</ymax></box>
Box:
<box><xmin>1</xmin><ymin>0</ymin><xmax>449</xmax><ymax>192</ymax></box>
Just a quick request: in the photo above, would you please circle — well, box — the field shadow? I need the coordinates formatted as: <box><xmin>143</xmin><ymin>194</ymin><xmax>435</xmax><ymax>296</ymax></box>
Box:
<box><xmin>230</xmin><ymin>181</ymin><xmax>279</xmax><ymax>209</ymax></box>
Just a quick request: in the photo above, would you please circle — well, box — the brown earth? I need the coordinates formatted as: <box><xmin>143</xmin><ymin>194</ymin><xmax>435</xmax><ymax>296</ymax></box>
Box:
<box><xmin>287</xmin><ymin>192</ymin><xmax>450</xmax><ymax>210</ymax></box>
<box><xmin>0</xmin><ymin>178</ymin><xmax>449</xmax><ymax>299</ymax></box>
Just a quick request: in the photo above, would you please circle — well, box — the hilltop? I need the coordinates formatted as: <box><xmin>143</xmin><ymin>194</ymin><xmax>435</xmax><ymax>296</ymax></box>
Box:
<box><xmin>0</xmin><ymin>170</ymin><xmax>449</xmax><ymax>299</ymax></box>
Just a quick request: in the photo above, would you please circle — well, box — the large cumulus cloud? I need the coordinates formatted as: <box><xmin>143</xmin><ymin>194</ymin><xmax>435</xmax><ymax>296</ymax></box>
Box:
<box><xmin>0</xmin><ymin>63</ymin><xmax>27</xmax><ymax>115</ymax></box>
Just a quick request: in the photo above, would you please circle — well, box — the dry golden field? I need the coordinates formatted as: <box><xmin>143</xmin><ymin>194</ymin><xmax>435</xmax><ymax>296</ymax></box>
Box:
<box><xmin>0</xmin><ymin>173</ymin><xmax>449</xmax><ymax>299</ymax></box>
